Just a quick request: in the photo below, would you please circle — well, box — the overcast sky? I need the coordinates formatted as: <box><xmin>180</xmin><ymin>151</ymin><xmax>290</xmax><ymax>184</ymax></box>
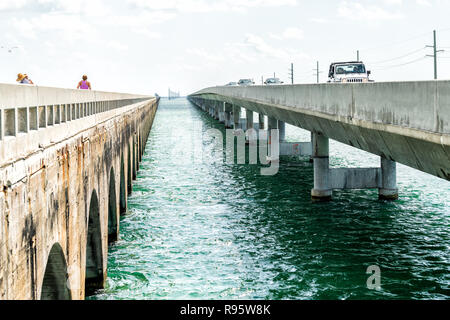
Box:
<box><xmin>1</xmin><ymin>0</ymin><xmax>450</xmax><ymax>96</ymax></box>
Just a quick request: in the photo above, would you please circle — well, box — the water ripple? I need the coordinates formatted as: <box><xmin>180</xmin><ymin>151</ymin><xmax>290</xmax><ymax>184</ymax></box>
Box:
<box><xmin>91</xmin><ymin>98</ymin><xmax>450</xmax><ymax>300</ymax></box>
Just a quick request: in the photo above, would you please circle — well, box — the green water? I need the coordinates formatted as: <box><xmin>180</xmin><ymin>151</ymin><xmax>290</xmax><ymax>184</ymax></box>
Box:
<box><xmin>91</xmin><ymin>97</ymin><xmax>450</xmax><ymax>300</ymax></box>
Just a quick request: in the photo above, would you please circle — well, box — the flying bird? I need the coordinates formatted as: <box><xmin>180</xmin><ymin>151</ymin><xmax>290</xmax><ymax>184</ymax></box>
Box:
<box><xmin>1</xmin><ymin>46</ymin><xmax>19</xmax><ymax>53</ymax></box>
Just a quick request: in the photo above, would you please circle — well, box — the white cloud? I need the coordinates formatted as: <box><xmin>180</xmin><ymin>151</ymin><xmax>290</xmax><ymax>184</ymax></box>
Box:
<box><xmin>244</xmin><ymin>33</ymin><xmax>309</xmax><ymax>61</ymax></box>
<box><xmin>309</xmin><ymin>17</ymin><xmax>329</xmax><ymax>24</ymax></box>
<box><xmin>0</xmin><ymin>0</ymin><xmax>28</xmax><ymax>11</ymax></box>
<box><xmin>131</xmin><ymin>29</ymin><xmax>162</xmax><ymax>39</ymax></box>
<box><xmin>383</xmin><ymin>0</ymin><xmax>403</xmax><ymax>5</ymax></box>
<box><xmin>281</xmin><ymin>27</ymin><xmax>304</xmax><ymax>40</ymax></box>
<box><xmin>416</xmin><ymin>0</ymin><xmax>432</xmax><ymax>6</ymax></box>
<box><xmin>10</xmin><ymin>17</ymin><xmax>38</xmax><ymax>39</ymax></box>
<box><xmin>10</xmin><ymin>13</ymin><xmax>97</xmax><ymax>44</ymax></box>
<box><xmin>338</xmin><ymin>1</ymin><xmax>404</xmax><ymax>22</ymax></box>
<box><xmin>107</xmin><ymin>41</ymin><xmax>129</xmax><ymax>52</ymax></box>
<box><xmin>270</xmin><ymin>27</ymin><xmax>304</xmax><ymax>40</ymax></box>
<box><xmin>127</xmin><ymin>0</ymin><xmax>298</xmax><ymax>13</ymax></box>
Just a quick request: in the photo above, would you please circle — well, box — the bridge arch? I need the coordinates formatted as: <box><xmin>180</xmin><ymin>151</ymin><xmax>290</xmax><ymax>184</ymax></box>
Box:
<box><xmin>120</xmin><ymin>154</ymin><xmax>127</xmax><ymax>214</ymax></box>
<box><xmin>108</xmin><ymin>167</ymin><xmax>118</xmax><ymax>243</ymax></box>
<box><xmin>136</xmin><ymin>133</ymin><xmax>140</xmax><ymax>172</ymax></box>
<box><xmin>139</xmin><ymin>131</ymin><xmax>143</xmax><ymax>163</ymax></box>
<box><xmin>40</xmin><ymin>243</ymin><xmax>71</xmax><ymax>300</ymax></box>
<box><xmin>127</xmin><ymin>142</ymin><xmax>132</xmax><ymax>195</ymax></box>
<box><xmin>133</xmin><ymin>134</ymin><xmax>137</xmax><ymax>180</ymax></box>
<box><xmin>85</xmin><ymin>189</ymin><xmax>104</xmax><ymax>295</ymax></box>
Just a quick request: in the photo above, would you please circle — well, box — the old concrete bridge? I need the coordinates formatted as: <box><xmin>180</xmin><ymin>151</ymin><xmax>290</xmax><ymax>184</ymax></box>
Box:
<box><xmin>0</xmin><ymin>84</ymin><xmax>159</xmax><ymax>299</ymax></box>
<box><xmin>188</xmin><ymin>81</ymin><xmax>450</xmax><ymax>201</ymax></box>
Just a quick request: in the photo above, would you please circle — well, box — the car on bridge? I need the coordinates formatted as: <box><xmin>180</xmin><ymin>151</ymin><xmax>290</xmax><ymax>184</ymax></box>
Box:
<box><xmin>225</xmin><ymin>82</ymin><xmax>238</xmax><ymax>86</ymax></box>
<box><xmin>264</xmin><ymin>78</ymin><xmax>284</xmax><ymax>85</ymax></box>
<box><xmin>328</xmin><ymin>61</ymin><xmax>372</xmax><ymax>83</ymax></box>
<box><xmin>238</xmin><ymin>79</ymin><xmax>255</xmax><ymax>86</ymax></box>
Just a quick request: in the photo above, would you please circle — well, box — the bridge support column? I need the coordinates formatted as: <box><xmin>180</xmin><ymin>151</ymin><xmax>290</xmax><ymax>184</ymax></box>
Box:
<box><xmin>233</xmin><ymin>105</ymin><xmax>241</xmax><ymax>131</ymax></box>
<box><xmin>209</xmin><ymin>104</ymin><xmax>214</xmax><ymax>117</ymax></box>
<box><xmin>267</xmin><ymin>117</ymin><xmax>279</xmax><ymax>158</ymax></box>
<box><xmin>309</xmin><ymin>134</ymin><xmax>399</xmax><ymax>202</ymax></box>
<box><xmin>311</xmin><ymin>133</ymin><xmax>332</xmax><ymax>202</ymax></box>
<box><xmin>214</xmin><ymin>102</ymin><xmax>220</xmax><ymax>120</ymax></box>
<box><xmin>379</xmin><ymin>158</ymin><xmax>399</xmax><ymax>200</ymax></box>
<box><xmin>278</xmin><ymin>121</ymin><xmax>286</xmax><ymax>142</ymax></box>
<box><xmin>246</xmin><ymin>109</ymin><xmax>254</xmax><ymax>131</ymax></box>
<box><xmin>246</xmin><ymin>109</ymin><xmax>255</xmax><ymax>144</ymax></box>
<box><xmin>218</xmin><ymin>102</ymin><xmax>225</xmax><ymax>123</ymax></box>
<box><xmin>259</xmin><ymin>113</ymin><xmax>265</xmax><ymax>130</ymax></box>
<box><xmin>224</xmin><ymin>103</ymin><xmax>233</xmax><ymax>128</ymax></box>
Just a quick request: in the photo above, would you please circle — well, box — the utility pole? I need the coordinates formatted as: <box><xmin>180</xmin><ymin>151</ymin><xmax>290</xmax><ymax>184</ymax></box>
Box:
<box><xmin>317</xmin><ymin>61</ymin><xmax>319</xmax><ymax>83</ymax></box>
<box><xmin>288</xmin><ymin>63</ymin><xmax>294</xmax><ymax>84</ymax></box>
<box><xmin>357</xmin><ymin>50</ymin><xmax>360</xmax><ymax>61</ymax></box>
<box><xmin>313</xmin><ymin>61</ymin><xmax>322</xmax><ymax>83</ymax></box>
<box><xmin>290</xmin><ymin>63</ymin><xmax>294</xmax><ymax>84</ymax></box>
<box><xmin>426</xmin><ymin>30</ymin><xmax>444</xmax><ymax>80</ymax></box>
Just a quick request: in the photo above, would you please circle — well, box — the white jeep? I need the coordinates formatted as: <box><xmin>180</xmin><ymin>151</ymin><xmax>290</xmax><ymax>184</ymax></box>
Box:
<box><xmin>328</xmin><ymin>61</ymin><xmax>372</xmax><ymax>83</ymax></box>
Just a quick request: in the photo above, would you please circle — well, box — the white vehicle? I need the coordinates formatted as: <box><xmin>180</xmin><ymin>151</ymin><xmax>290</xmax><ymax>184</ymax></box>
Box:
<box><xmin>238</xmin><ymin>79</ymin><xmax>255</xmax><ymax>86</ymax></box>
<box><xmin>328</xmin><ymin>61</ymin><xmax>372</xmax><ymax>83</ymax></box>
<box><xmin>264</xmin><ymin>78</ymin><xmax>284</xmax><ymax>85</ymax></box>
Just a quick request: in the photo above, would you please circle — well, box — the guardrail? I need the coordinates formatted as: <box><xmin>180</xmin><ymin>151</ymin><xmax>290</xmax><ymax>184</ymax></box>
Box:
<box><xmin>0</xmin><ymin>83</ymin><xmax>152</xmax><ymax>140</ymax></box>
<box><xmin>0</xmin><ymin>83</ymin><xmax>155</xmax><ymax>166</ymax></box>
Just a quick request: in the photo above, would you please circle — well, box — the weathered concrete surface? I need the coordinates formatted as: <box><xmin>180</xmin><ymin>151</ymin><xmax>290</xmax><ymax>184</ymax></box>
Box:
<box><xmin>189</xmin><ymin>81</ymin><xmax>450</xmax><ymax>181</ymax></box>
<box><xmin>0</xmin><ymin>84</ymin><xmax>159</xmax><ymax>300</ymax></box>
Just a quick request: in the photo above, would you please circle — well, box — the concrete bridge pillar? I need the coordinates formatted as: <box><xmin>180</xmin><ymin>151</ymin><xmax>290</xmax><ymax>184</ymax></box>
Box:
<box><xmin>218</xmin><ymin>102</ymin><xmax>225</xmax><ymax>124</ymax></box>
<box><xmin>259</xmin><ymin>113</ymin><xmax>265</xmax><ymax>130</ymax></box>
<box><xmin>379</xmin><ymin>158</ymin><xmax>399</xmax><ymax>200</ymax></box>
<box><xmin>213</xmin><ymin>102</ymin><xmax>220</xmax><ymax>120</ymax></box>
<box><xmin>246</xmin><ymin>109</ymin><xmax>254</xmax><ymax>131</ymax></box>
<box><xmin>311</xmin><ymin>133</ymin><xmax>332</xmax><ymax>202</ymax></box>
<box><xmin>209</xmin><ymin>103</ymin><xmax>213</xmax><ymax>117</ymax></box>
<box><xmin>224</xmin><ymin>103</ymin><xmax>233</xmax><ymax>128</ymax></box>
<box><xmin>245</xmin><ymin>109</ymin><xmax>257</xmax><ymax>144</ymax></box>
<box><xmin>267</xmin><ymin>117</ymin><xmax>279</xmax><ymax>158</ymax></box>
<box><xmin>233</xmin><ymin>105</ymin><xmax>241</xmax><ymax>131</ymax></box>
<box><xmin>268</xmin><ymin>117</ymin><xmax>278</xmax><ymax>131</ymax></box>
<box><xmin>278</xmin><ymin>121</ymin><xmax>286</xmax><ymax>142</ymax></box>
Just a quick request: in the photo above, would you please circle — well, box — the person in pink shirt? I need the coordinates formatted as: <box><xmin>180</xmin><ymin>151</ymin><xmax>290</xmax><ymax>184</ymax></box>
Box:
<box><xmin>77</xmin><ymin>75</ymin><xmax>91</xmax><ymax>90</ymax></box>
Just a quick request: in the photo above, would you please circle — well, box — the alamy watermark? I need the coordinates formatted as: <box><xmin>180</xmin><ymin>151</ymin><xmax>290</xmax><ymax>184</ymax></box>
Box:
<box><xmin>167</xmin><ymin>121</ymin><xmax>280</xmax><ymax>176</ymax></box>
<box><xmin>366</xmin><ymin>265</ymin><xmax>382</xmax><ymax>291</ymax></box>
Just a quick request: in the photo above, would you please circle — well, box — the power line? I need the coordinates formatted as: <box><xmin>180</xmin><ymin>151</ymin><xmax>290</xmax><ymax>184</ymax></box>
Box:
<box><xmin>360</xmin><ymin>31</ymin><xmax>430</xmax><ymax>52</ymax></box>
<box><xmin>367</xmin><ymin>47</ymin><xmax>426</xmax><ymax>65</ymax></box>
<box><xmin>376</xmin><ymin>56</ymin><xmax>427</xmax><ymax>70</ymax></box>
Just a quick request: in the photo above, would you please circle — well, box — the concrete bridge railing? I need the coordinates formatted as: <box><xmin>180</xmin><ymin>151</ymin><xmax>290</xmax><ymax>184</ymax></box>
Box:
<box><xmin>0</xmin><ymin>83</ymin><xmax>151</xmax><ymax>165</ymax></box>
<box><xmin>0</xmin><ymin>84</ymin><xmax>159</xmax><ymax>300</ymax></box>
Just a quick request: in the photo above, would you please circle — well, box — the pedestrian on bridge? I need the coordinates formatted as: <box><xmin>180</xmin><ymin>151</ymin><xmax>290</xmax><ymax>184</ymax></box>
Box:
<box><xmin>77</xmin><ymin>75</ymin><xmax>91</xmax><ymax>90</ymax></box>
<box><xmin>16</xmin><ymin>73</ymin><xmax>34</xmax><ymax>85</ymax></box>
